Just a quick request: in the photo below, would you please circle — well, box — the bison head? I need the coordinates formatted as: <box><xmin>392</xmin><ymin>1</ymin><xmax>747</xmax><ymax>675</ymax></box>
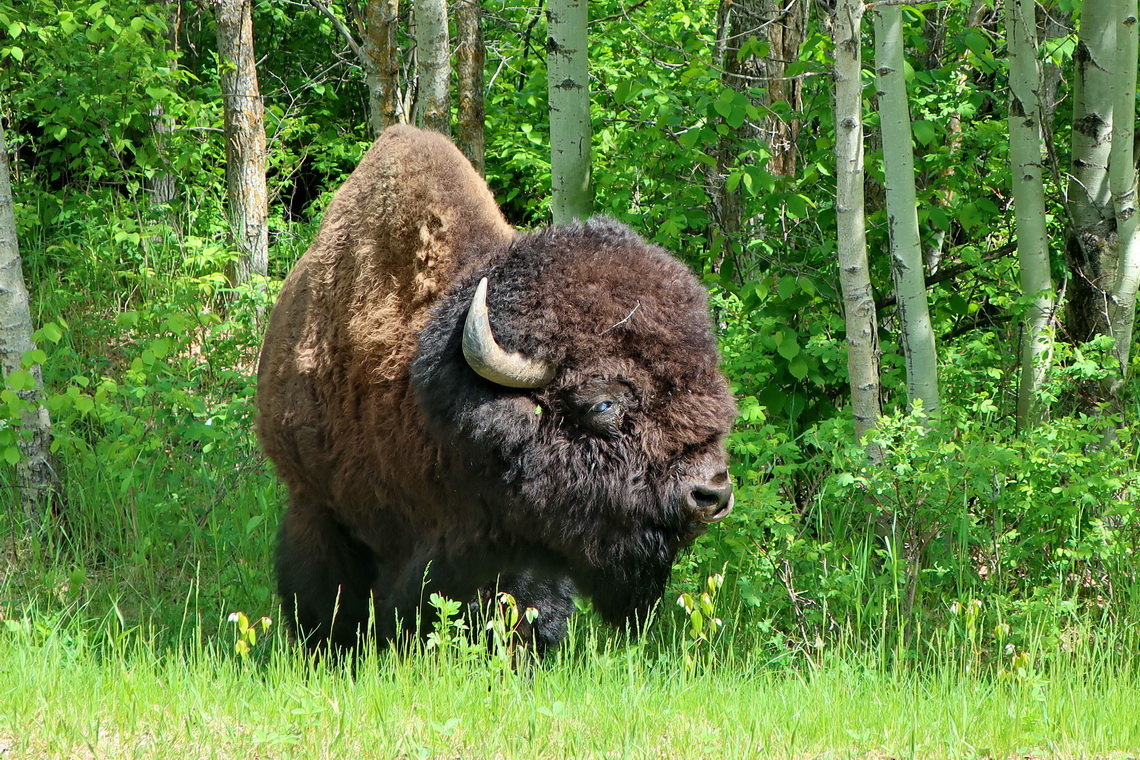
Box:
<box><xmin>412</xmin><ymin>217</ymin><xmax>735</xmax><ymax>626</ymax></box>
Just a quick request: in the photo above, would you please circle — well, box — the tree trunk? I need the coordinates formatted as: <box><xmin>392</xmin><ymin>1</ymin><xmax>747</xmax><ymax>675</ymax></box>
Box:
<box><xmin>1108</xmin><ymin>0</ymin><xmax>1140</xmax><ymax>381</ymax></box>
<box><xmin>214</xmin><ymin>0</ymin><xmax>268</xmax><ymax>290</ymax></box>
<box><xmin>874</xmin><ymin>3</ymin><xmax>940</xmax><ymax>417</ymax></box>
<box><xmin>364</xmin><ymin>0</ymin><xmax>404</xmax><ymax>132</ymax></box>
<box><xmin>546</xmin><ymin>0</ymin><xmax>592</xmax><ymax>224</ymax></box>
<box><xmin>707</xmin><ymin>0</ymin><xmax>807</xmax><ymax>279</ymax></box>
<box><xmin>455</xmin><ymin>0</ymin><xmax>485</xmax><ymax>175</ymax></box>
<box><xmin>413</xmin><ymin>0</ymin><xmax>451</xmax><ymax>134</ymax></box>
<box><xmin>1064</xmin><ymin>0</ymin><xmax>1116</xmax><ymax>345</ymax></box>
<box><xmin>832</xmin><ymin>0</ymin><xmax>881</xmax><ymax>450</ymax></box>
<box><xmin>756</xmin><ymin>0</ymin><xmax>807</xmax><ymax>178</ymax></box>
<box><xmin>1008</xmin><ymin>0</ymin><xmax>1055</xmax><ymax>429</ymax></box>
<box><xmin>149</xmin><ymin>0</ymin><xmax>181</xmax><ymax>209</ymax></box>
<box><xmin>310</xmin><ymin>0</ymin><xmax>405</xmax><ymax>134</ymax></box>
<box><xmin>0</xmin><ymin>121</ymin><xmax>59</xmax><ymax>527</ymax></box>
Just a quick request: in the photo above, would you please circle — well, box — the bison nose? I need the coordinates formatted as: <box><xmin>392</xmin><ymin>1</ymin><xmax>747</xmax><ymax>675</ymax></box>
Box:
<box><xmin>686</xmin><ymin>474</ymin><xmax>734</xmax><ymax>524</ymax></box>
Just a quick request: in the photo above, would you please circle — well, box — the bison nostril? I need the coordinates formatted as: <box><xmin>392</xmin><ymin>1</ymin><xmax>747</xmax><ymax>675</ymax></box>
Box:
<box><xmin>691</xmin><ymin>485</ymin><xmax>722</xmax><ymax>510</ymax></box>
<box><xmin>686</xmin><ymin>479</ymin><xmax>734</xmax><ymax>523</ymax></box>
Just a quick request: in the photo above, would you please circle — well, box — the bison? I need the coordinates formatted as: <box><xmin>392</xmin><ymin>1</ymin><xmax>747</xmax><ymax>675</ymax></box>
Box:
<box><xmin>255</xmin><ymin>125</ymin><xmax>735</xmax><ymax>653</ymax></box>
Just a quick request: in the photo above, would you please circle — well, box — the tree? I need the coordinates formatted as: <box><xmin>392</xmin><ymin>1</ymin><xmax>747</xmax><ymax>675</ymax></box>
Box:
<box><xmin>310</xmin><ymin>0</ymin><xmax>406</xmax><ymax>133</ymax></box>
<box><xmin>706</xmin><ymin>0</ymin><xmax>808</xmax><ymax>279</ymax></box>
<box><xmin>1063</xmin><ymin>0</ymin><xmax>1116</xmax><ymax>346</ymax></box>
<box><xmin>413</xmin><ymin>0</ymin><xmax>451</xmax><ymax>134</ymax></box>
<box><xmin>832</xmin><ymin>0</ymin><xmax>881</xmax><ymax>449</ymax></box>
<box><xmin>455</xmin><ymin>0</ymin><xmax>486</xmax><ymax>174</ymax></box>
<box><xmin>214</xmin><ymin>0</ymin><xmax>268</xmax><ymax>290</ymax></box>
<box><xmin>873</xmin><ymin>2</ymin><xmax>940</xmax><ymax>417</ymax></box>
<box><xmin>1007</xmin><ymin>0</ymin><xmax>1055</xmax><ymax>428</ymax></box>
<box><xmin>546</xmin><ymin>0</ymin><xmax>592</xmax><ymax>223</ymax></box>
<box><xmin>0</xmin><ymin>120</ymin><xmax>58</xmax><ymax>526</ymax></box>
<box><xmin>1107</xmin><ymin>0</ymin><xmax>1140</xmax><ymax>384</ymax></box>
<box><xmin>148</xmin><ymin>0</ymin><xmax>181</xmax><ymax>209</ymax></box>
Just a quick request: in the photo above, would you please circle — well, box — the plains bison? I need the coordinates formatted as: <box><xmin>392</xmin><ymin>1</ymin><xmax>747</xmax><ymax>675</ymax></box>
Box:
<box><xmin>255</xmin><ymin>125</ymin><xmax>735</xmax><ymax>653</ymax></box>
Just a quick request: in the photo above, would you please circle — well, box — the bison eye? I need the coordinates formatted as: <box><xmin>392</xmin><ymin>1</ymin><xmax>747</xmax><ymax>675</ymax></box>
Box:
<box><xmin>590</xmin><ymin>400</ymin><xmax>614</xmax><ymax>415</ymax></box>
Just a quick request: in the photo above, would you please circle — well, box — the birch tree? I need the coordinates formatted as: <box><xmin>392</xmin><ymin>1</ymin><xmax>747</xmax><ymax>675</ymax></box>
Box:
<box><xmin>214</xmin><ymin>0</ymin><xmax>268</xmax><ymax>289</ymax></box>
<box><xmin>0</xmin><ymin>121</ymin><xmax>58</xmax><ymax>526</ymax></box>
<box><xmin>1007</xmin><ymin>0</ymin><xmax>1054</xmax><ymax>428</ymax></box>
<box><xmin>873</xmin><ymin>3</ymin><xmax>940</xmax><ymax>417</ymax></box>
<box><xmin>455</xmin><ymin>0</ymin><xmax>486</xmax><ymax>174</ymax></box>
<box><xmin>1107</xmin><ymin>0</ymin><xmax>1140</xmax><ymax>381</ymax></box>
<box><xmin>413</xmin><ymin>0</ymin><xmax>451</xmax><ymax>134</ymax></box>
<box><xmin>546</xmin><ymin>0</ymin><xmax>592</xmax><ymax>223</ymax></box>
<box><xmin>1064</xmin><ymin>0</ymin><xmax>1116</xmax><ymax>345</ymax></box>
<box><xmin>832</xmin><ymin>0</ymin><xmax>881</xmax><ymax>449</ymax></box>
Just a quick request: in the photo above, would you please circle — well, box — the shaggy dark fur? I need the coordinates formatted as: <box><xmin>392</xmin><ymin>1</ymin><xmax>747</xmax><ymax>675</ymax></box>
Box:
<box><xmin>256</xmin><ymin>125</ymin><xmax>735</xmax><ymax>653</ymax></box>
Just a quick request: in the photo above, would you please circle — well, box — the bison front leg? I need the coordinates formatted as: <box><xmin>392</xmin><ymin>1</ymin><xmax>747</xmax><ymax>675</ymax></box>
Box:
<box><xmin>276</xmin><ymin>501</ymin><xmax>383</xmax><ymax>652</ymax></box>
<box><xmin>473</xmin><ymin>571</ymin><xmax>578</xmax><ymax>657</ymax></box>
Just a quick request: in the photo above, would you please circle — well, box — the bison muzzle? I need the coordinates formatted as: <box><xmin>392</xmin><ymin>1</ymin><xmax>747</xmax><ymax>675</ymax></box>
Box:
<box><xmin>255</xmin><ymin>125</ymin><xmax>735</xmax><ymax>653</ymax></box>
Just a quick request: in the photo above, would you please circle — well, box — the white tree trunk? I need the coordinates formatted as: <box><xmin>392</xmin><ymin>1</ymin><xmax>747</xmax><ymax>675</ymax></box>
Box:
<box><xmin>1065</xmin><ymin>0</ymin><xmax>1116</xmax><ymax>344</ymax></box>
<box><xmin>0</xmin><ymin>121</ymin><xmax>58</xmax><ymax>525</ymax></box>
<box><xmin>413</xmin><ymin>0</ymin><xmax>451</xmax><ymax>134</ymax></box>
<box><xmin>546</xmin><ymin>0</ymin><xmax>592</xmax><ymax>224</ymax></box>
<box><xmin>214</xmin><ymin>0</ymin><xmax>268</xmax><ymax>289</ymax></box>
<box><xmin>1109</xmin><ymin>0</ymin><xmax>1140</xmax><ymax>378</ymax></box>
<box><xmin>1007</xmin><ymin>0</ymin><xmax>1055</xmax><ymax>429</ymax></box>
<box><xmin>873</xmin><ymin>4</ymin><xmax>940</xmax><ymax>417</ymax></box>
<box><xmin>833</xmin><ymin>0</ymin><xmax>881</xmax><ymax>449</ymax></box>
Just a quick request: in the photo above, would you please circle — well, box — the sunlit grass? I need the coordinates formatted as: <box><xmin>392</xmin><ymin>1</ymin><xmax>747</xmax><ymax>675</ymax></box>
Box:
<box><xmin>1</xmin><ymin>600</ymin><xmax>1138</xmax><ymax>759</ymax></box>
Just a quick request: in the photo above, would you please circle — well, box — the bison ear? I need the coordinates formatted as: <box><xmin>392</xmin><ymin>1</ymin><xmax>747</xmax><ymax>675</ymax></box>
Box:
<box><xmin>462</xmin><ymin>278</ymin><xmax>556</xmax><ymax>389</ymax></box>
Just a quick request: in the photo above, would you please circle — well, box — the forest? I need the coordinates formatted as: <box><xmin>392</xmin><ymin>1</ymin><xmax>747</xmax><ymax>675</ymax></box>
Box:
<box><xmin>1</xmin><ymin>0</ymin><xmax>1139</xmax><ymax>756</ymax></box>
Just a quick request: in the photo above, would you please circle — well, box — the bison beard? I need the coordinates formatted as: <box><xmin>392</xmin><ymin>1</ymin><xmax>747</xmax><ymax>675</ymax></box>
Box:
<box><xmin>256</xmin><ymin>125</ymin><xmax>736</xmax><ymax>655</ymax></box>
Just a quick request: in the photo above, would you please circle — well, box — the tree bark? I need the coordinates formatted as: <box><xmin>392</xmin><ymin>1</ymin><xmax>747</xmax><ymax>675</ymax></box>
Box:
<box><xmin>309</xmin><ymin>0</ymin><xmax>405</xmax><ymax>134</ymax></box>
<box><xmin>1108</xmin><ymin>0</ymin><xmax>1140</xmax><ymax>381</ymax></box>
<box><xmin>1008</xmin><ymin>0</ymin><xmax>1055</xmax><ymax>429</ymax></box>
<box><xmin>1064</xmin><ymin>0</ymin><xmax>1116</xmax><ymax>345</ymax></box>
<box><xmin>0</xmin><ymin>121</ymin><xmax>59</xmax><ymax>526</ymax></box>
<box><xmin>149</xmin><ymin>0</ymin><xmax>181</xmax><ymax>209</ymax></box>
<box><xmin>364</xmin><ymin>0</ymin><xmax>404</xmax><ymax>132</ymax></box>
<box><xmin>874</xmin><ymin>3</ymin><xmax>940</xmax><ymax>418</ymax></box>
<box><xmin>832</xmin><ymin>0</ymin><xmax>881</xmax><ymax>451</ymax></box>
<box><xmin>214</xmin><ymin>0</ymin><xmax>268</xmax><ymax>290</ymax></box>
<box><xmin>546</xmin><ymin>0</ymin><xmax>592</xmax><ymax>224</ymax></box>
<box><xmin>455</xmin><ymin>0</ymin><xmax>485</xmax><ymax>175</ymax></box>
<box><xmin>707</xmin><ymin>0</ymin><xmax>807</xmax><ymax>279</ymax></box>
<box><xmin>413</xmin><ymin>0</ymin><xmax>451</xmax><ymax>134</ymax></box>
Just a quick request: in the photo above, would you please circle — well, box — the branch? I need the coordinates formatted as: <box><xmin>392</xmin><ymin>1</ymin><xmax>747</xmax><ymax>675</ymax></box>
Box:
<box><xmin>864</xmin><ymin>0</ymin><xmax>949</xmax><ymax>7</ymax></box>
<box><xmin>875</xmin><ymin>240</ymin><xmax>1017</xmax><ymax>311</ymax></box>
<box><xmin>308</xmin><ymin>0</ymin><xmax>367</xmax><ymax>68</ymax></box>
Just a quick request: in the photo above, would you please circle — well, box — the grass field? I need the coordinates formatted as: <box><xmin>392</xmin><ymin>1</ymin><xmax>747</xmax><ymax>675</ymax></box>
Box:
<box><xmin>2</xmin><ymin>601</ymin><xmax>1139</xmax><ymax>759</ymax></box>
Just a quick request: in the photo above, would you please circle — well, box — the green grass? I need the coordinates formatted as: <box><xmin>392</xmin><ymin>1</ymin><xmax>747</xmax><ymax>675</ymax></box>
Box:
<box><xmin>1</xmin><ymin>611</ymin><xmax>1139</xmax><ymax>759</ymax></box>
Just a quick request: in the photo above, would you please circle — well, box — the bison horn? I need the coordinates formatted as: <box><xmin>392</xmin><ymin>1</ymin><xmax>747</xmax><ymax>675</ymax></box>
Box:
<box><xmin>462</xmin><ymin>278</ymin><xmax>556</xmax><ymax>388</ymax></box>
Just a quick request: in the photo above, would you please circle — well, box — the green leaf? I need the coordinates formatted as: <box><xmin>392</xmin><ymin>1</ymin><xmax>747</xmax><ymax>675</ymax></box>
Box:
<box><xmin>912</xmin><ymin>120</ymin><xmax>936</xmax><ymax>146</ymax></box>
<box><xmin>777</xmin><ymin>331</ymin><xmax>800</xmax><ymax>360</ymax></box>
<box><xmin>40</xmin><ymin>322</ymin><xmax>64</xmax><ymax>344</ymax></box>
<box><xmin>3</xmin><ymin>446</ymin><xmax>19</xmax><ymax>465</ymax></box>
<box><xmin>787</xmin><ymin>194</ymin><xmax>813</xmax><ymax>218</ymax></box>
<box><xmin>787</xmin><ymin>355</ymin><xmax>809</xmax><ymax>380</ymax></box>
<box><xmin>22</xmin><ymin>349</ymin><xmax>47</xmax><ymax>369</ymax></box>
<box><xmin>7</xmin><ymin>46</ymin><xmax>23</xmax><ymax>62</ymax></box>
